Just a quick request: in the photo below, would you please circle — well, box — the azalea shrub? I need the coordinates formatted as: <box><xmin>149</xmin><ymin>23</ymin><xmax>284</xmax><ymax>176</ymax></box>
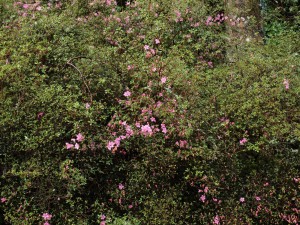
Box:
<box><xmin>0</xmin><ymin>0</ymin><xmax>299</xmax><ymax>224</ymax></box>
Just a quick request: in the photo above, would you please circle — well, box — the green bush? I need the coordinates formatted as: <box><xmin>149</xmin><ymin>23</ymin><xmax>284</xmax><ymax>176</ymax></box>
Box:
<box><xmin>0</xmin><ymin>1</ymin><xmax>299</xmax><ymax>224</ymax></box>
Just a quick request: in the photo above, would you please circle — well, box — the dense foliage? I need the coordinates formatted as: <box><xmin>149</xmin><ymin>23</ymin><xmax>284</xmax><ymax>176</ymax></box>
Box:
<box><xmin>1</xmin><ymin>0</ymin><xmax>299</xmax><ymax>224</ymax></box>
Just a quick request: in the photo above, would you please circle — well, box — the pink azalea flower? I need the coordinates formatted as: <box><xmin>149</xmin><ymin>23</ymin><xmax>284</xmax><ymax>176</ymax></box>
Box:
<box><xmin>23</xmin><ymin>4</ymin><xmax>29</xmax><ymax>9</ymax></box>
<box><xmin>200</xmin><ymin>195</ymin><xmax>206</xmax><ymax>202</ymax></box>
<box><xmin>36</xmin><ymin>6</ymin><xmax>42</xmax><ymax>11</ymax></box>
<box><xmin>107</xmin><ymin>141</ymin><xmax>115</xmax><ymax>150</ymax></box>
<box><xmin>213</xmin><ymin>215</ymin><xmax>220</xmax><ymax>225</ymax></box>
<box><xmin>101</xmin><ymin>214</ymin><xmax>106</xmax><ymax>220</ymax></box>
<box><xmin>239</xmin><ymin>197</ymin><xmax>245</xmax><ymax>203</ymax></box>
<box><xmin>100</xmin><ymin>221</ymin><xmax>106</xmax><ymax>225</ymax></box>
<box><xmin>42</xmin><ymin>213</ymin><xmax>52</xmax><ymax>221</ymax></box>
<box><xmin>150</xmin><ymin>48</ymin><xmax>156</xmax><ymax>55</ymax></box>
<box><xmin>1</xmin><ymin>197</ymin><xmax>7</xmax><ymax>203</ymax></box>
<box><xmin>127</xmin><ymin>65</ymin><xmax>134</xmax><ymax>70</ymax></box>
<box><xmin>239</xmin><ymin>138</ymin><xmax>247</xmax><ymax>145</ymax></box>
<box><xmin>85</xmin><ymin>103</ymin><xmax>91</xmax><ymax>109</ymax></box>
<box><xmin>76</xmin><ymin>133</ymin><xmax>84</xmax><ymax>142</ymax></box>
<box><xmin>74</xmin><ymin>143</ymin><xmax>80</xmax><ymax>150</ymax></box>
<box><xmin>141</xmin><ymin>124</ymin><xmax>153</xmax><ymax>136</ymax></box>
<box><xmin>128</xmin><ymin>204</ymin><xmax>133</xmax><ymax>209</ymax></box>
<box><xmin>283</xmin><ymin>78</ymin><xmax>289</xmax><ymax>90</ymax></box>
<box><xmin>150</xmin><ymin>117</ymin><xmax>156</xmax><ymax>122</ymax></box>
<box><xmin>161</xmin><ymin>124</ymin><xmax>167</xmax><ymax>134</ymax></box>
<box><xmin>124</xmin><ymin>91</ymin><xmax>131</xmax><ymax>97</ymax></box>
<box><xmin>144</xmin><ymin>45</ymin><xmax>150</xmax><ymax>50</ymax></box>
<box><xmin>118</xmin><ymin>183</ymin><xmax>124</xmax><ymax>190</ymax></box>
<box><xmin>204</xmin><ymin>186</ymin><xmax>209</xmax><ymax>193</ymax></box>
<box><xmin>44</xmin><ymin>222</ymin><xmax>50</xmax><ymax>225</ymax></box>
<box><xmin>255</xmin><ymin>196</ymin><xmax>261</xmax><ymax>201</ymax></box>
<box><xmin>155</xmin><ymin>39</ymin><xmax>160</xmax><ymax>44</ymax></box>
<box><xmin>66</xmin><ymin>143</ymin><xmax>74</xmax><ymax>149</ymax></box>
<box><xmin>114</xmin><ymin>137</ymin><xmax>121</xmax><ymax>147</ymax></box>
<box><xmin>161</xmin><ymin>77</ymin><xmax>167</xmax><ymax>84</ymax></box>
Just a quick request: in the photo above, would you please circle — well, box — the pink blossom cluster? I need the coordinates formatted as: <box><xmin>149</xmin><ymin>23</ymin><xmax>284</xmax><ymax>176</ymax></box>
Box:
<box><xmin>100</xmin><ymin>214</ymin><xmax>106</xmax><ymax>225</ymax></box>
<box><xmin>239</xmin><ymin>138</ymin><xmax>248</xmax><ymax>145</ymax></box>
<box><xmin>206</xmin><ymin>13</ymin><xmax>227</xmax><ymax>26</ymax></box>
<box><xmin>14</xmin><ymin>1</ymin><xmax>42</xmax><ymax>11</ymax></box>
<box><xmin>174</xmin><ymin>10</ymin><xmax>183</xmax><ymax>23</ymax></box>
<box><xmin>213</xmin><ymin>215</ymin><xmax>220</xmax><ymax>224</ymax></box>
<box><xmin>66</xmin><ymin>133</ymin><xmax>84</xmax><ymax>150</ymax></box>
<box><xmin>175</xmin><ymin>140</ymin><xmax>188</xmax><ymax>148</ymax></box>
<box><xmin>42</xmin><ymin>213</ymin><xmax>52</xmax><ymax>225</ymax></box>
<box><xmin>144</xmin><ymin>44</ymin><xmax>156</xmax><ymax>58</ymax></box>
<box><xmin>107</xmin><ymin>122</ymin><xmax>134</xmax><ymax>150</ymax></box>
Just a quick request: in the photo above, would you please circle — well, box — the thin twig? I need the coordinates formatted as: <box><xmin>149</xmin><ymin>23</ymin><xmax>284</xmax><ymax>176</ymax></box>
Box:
<box><xmin>66</xmin><ymin>61</ymin><xmax>93</xmax><ymax>103</ymax></box>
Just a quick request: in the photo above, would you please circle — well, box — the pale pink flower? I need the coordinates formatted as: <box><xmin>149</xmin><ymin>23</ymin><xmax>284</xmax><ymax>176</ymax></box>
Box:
<box><xmin>66</xmin><ymin>143</ymin><xmax>74</xmax><ymax>149</ymax></box>
<box><xmin>23</xmin><ymin>4</ymin><xmax>29</xmax><ymax>9</ymax></box>
<box><xmin>150</xmin><ymin>117</ymin><xmax>156</xmax><ymax>122</ymax></box>
<box><xmin>239</xmin><ymin>197</ymin><xmax>245</xmax><ymax>203</ymax></box>
<box><xmin>161</xmin><ymin>77</ymin><xmax>167</xmax><ymax>84</ymax></box>
<box><xmin>255</xmin><ymin>196</ymin><xmax>261</xmax><ymax>201</ymax></box>
<box><xmin>124</xmin><ymin>91</ymin><xmax>131</xmax><ymax>97</ymax></box>
<box><xmin>101</xmin><ymin>214</ymin><xmax>106</xmax><ymax>220</ymax></box>
<box><xmin>127</xmin><ymin>65</ymin><xmax>134</xmax><ymax>70</ymax></box>
<box><xmin>118</xmin><ymin>183</ymin><xmax>124</xmax><ymax>190</ymax></box>
<box><xmin>1</xmin><ymin>197</ymin><xmax>7</xmax><ymax>203</ymax></box>
<box><xmin>161</xmin><ymin>124</ymin><xmax>167</xmax><ymax>134</ymax></box>
<box><xmin>144</xmin><ymin>45</ymin><xmax>150</xmax><ymax>50</ymax></box>
<box><xmin>36</xmin><ymin>6</ymin><xmax>42</xmax><ymax>11</ymax></box>
<box><xmin>155</xmin><ymin>39</ymin><xmax>160</xmax><ymax>44</ymax></box>
<box><xmin>150</xmin><ymin>48</ymin><xmax>156</xmax><ymax>55</ymax></box>
<box><xmin>141</xmin><ymin>124</ymin><xmax>153</xmax><ymax>136</ymax></box>
<box><xmin>200</xmin><ymin>195</ymin><xmax>206</xmax><ymax>202</ymax></box>
<box><xmin>128</xmin><ymin>204</ymin><xmax>133</xmax><ymax>209</ymax></box>
<box><xmin>283</xmin><ymin>78</ymin><xmax>289</xmax><ymax>90</ymax></box>
<box><xmin>179</xmin><ymin>140</ymin><xmax>187</xmax><ymax>148</ymax></box>
<box><xmin>239</xmin><ymin>138</ymin><xmax>247</xmax><ymax>145</ymax></box>
<box><xmin>44</xmin><ymin>222</ymin><xmax>50</xmax><ymax>225</ymax></box>
<box><xmin>107</xmin><ymin>141</ymin><xmax>115</xmax><ymax>150</ymax></box>
<box><xmin>74</xmin><ymin>143</ymin><xmax>80</xmax><ymax>150</ymax></box>
<box><xmin>135</xmin><ymin>122</ymin><xmax>140</xmax><ymax>128</ymax></box>
<box><xmin>126</xmin><ymin>126</ymin><xmax>134</xmax><ymax>136</ymax></box>
<box><xmin>204</xmin><ymin>186</ymin><xmax>209</xmax><ymax>193</ymax></box>
<box><xmin>213</xmin><ymin>215</ymin><xmax>220</xmax><ymax>225</ymax></box>
<box><xmin>76</xmin><ymin>133</ymin><xmax>84</xmax><ymax>142</ymax></box>
<box><xmin>206</xmin><ymin>16</ymin><xmax>213</xmax><ymax>25</ymax></box>
<box><xmin>114</xmin><ymin>137</ymin><xmax>121</xmax><ymax>147</ymax></box>
<box><xmin>156</xmin><ymin>101</ymin><xmax>162</xmax><ymax>108</ymax></box>
<box><xmin>85</xmin><ymin>103</ymin><xmax>91</xmax><ymax>109</ymax></box>
<box><xmin>42</xmin><ymin>213</ymin><xmax>52</xmax><ymax>221</ymax></box>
